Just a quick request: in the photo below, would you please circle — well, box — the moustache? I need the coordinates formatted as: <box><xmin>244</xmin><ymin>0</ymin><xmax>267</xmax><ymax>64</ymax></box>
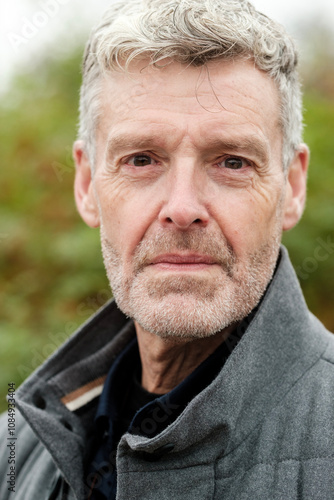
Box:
<box><xmin>132</xmin><ymin>230</ymin><xmax>236</xmax><ymax>277</ymax></box>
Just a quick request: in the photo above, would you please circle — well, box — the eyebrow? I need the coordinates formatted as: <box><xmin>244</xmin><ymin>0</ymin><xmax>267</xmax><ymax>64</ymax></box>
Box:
<box><xmin>106</xmin><ymin>133</ymin><xmax>270</xmax><ymax>165</ymax></box>
<box><xmin>106</xmin><ymin>133</ymin><xmax>166</xmax><ymax>162</ymax></box>
<box><xmin>205</xmin><ymin>137</ymin><xmax>270</xmax><ymax>165</ymax></box>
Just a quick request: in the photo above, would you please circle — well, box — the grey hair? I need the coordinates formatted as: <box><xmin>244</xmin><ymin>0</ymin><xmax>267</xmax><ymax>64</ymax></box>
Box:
<box><xmin>78</xmin><ymin>0</ymin><xmax>303</xmax><ymax>171</ymax></box>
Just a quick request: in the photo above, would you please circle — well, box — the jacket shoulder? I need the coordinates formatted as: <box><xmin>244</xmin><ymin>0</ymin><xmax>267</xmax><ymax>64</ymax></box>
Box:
<box><xmin>321</xmin><ymin>325</ymin><xmax>334</xmax><ymax>366</ymax></box>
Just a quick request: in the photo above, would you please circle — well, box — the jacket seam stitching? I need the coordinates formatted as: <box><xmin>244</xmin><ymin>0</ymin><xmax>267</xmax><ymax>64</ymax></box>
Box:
<box><xmin>320</xmin><ymin>354</ymin><xmax>334</xmax><ymax>366</ymax></box>
<box><xmin>119</xmin><ymin>461</ymin><xmax>213</xmax><ymax>474</ymax></box>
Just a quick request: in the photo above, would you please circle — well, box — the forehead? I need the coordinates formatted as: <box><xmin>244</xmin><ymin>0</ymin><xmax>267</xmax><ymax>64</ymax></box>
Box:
<box><xmin>96</xmin><ymin>59</ymin><xmax>282</xmax><ymax>155</ymax></box>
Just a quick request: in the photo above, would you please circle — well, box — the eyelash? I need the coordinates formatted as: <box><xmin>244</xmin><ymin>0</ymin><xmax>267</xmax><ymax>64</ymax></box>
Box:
<box><xmin>125</xmin><ymin>154</ymin><xmax>157</xmax><ymax>167</ymax></box>
<box><xmin>123</xmin><ymin>153</ymin><xmax>251</xmax><ymax>171</ymax></box>
<box><xmin>216</xmin><ymin>156</ymin><xmax>251</xmax><ymax>170</ymax></box>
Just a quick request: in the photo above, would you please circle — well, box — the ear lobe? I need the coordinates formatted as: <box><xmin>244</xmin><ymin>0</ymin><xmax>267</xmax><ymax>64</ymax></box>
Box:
<box><xmin>73</xmin><ymin>141</ymin><xmax>100</xmax><ymax>228</ymax></box>
<box><xmin>282</xmin><ymin>144</ymin><xmax>309</xmax><ymax>231</ymax></box>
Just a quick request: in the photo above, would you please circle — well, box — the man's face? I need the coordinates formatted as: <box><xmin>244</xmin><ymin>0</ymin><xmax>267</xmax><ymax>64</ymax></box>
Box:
<box><xmin>75</xmin><ymin>59</ymin><xmax>305</xmax><ymax>340</ymax></box>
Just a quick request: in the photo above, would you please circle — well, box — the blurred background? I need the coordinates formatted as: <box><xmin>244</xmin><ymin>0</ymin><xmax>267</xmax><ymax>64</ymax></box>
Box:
<box><xmin>1</xmin><ymin>0</ymin><xmax>334</xmax><ymax>412</ymax></box>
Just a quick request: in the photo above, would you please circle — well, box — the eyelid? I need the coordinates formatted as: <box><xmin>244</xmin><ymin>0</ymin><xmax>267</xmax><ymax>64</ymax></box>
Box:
<box><xmin>216</xmin><ymin>155</ymin><xmax>252</xmax><ymax>169</ymax></box>
<box><xmin>123</xmin><ymin>152</ymin><xmax>157</xmax><ymax>166</ymax></box>
<box><xmin>121</xmin><ymin>152</ymin><xmax>253</xmax><ymax>170</ymax></box>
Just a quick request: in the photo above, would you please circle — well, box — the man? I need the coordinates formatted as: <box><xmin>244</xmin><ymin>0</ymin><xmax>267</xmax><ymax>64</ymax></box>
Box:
<box><xmin>1</xmin><ymin>0</ymin><xmax>334</xmax><ymax>498</ymax></box>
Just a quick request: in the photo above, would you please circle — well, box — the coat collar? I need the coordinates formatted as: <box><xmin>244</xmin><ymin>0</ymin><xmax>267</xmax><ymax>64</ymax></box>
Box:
<box><xmin>124</xmin><ymin>246</ymin><xmax>330</xmax><ymax>455</ymax></box>
<box><xmin>15</xmin><ymin>246</ymin><xmax>330</xmax><ymax>494</ymax></box>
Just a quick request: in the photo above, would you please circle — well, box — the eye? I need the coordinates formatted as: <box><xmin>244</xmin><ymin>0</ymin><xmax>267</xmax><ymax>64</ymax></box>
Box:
<box><xmin>218</xmin><ymin>156</ymin><xmax>249</xmax><ymax>170</ymax></box>
<box><xmin>127</xmin><ymin>155</ymin><xmax>154</xmax><ymax>167</ymax></box>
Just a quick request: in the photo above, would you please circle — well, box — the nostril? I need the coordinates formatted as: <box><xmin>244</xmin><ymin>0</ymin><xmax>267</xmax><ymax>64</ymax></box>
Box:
<box><xmin>164</xmin><ymin>216</ymin><xmax>204</xmax><ymax>227</ymax></box>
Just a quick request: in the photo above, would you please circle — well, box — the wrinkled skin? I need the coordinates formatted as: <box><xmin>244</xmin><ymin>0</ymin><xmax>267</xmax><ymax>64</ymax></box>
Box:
<box><xmin>74</xmin><ymin>59</ymin><xmax>308</xmax><ymax>392</ymax></box>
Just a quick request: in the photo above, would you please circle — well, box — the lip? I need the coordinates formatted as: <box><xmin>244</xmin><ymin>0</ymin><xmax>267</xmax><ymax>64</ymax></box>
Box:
<box><xmin>151</xmin><ymin>253</ymin><xmax>217</xmax><ymax>264</ymax></box>
<box><xmin>149</xmin><ymin>253</ymin><xmax>218</xmax><ymax>271</ymax></box>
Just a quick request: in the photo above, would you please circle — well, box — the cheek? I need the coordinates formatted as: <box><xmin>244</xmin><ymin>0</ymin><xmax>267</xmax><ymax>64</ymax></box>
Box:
<box><xmin>97</xmin><ymin>178</ymin><xmax>156</xmax><ymax>258</ymax></box>
<box><xmin>213</xmin><ymin>185</ymin><xmax>283</xmax><ymax>254</ymax></box>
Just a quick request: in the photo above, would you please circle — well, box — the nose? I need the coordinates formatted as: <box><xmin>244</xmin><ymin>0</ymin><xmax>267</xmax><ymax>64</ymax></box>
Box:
<box><xmin>158</xmin><ymin>163</ymin><xmax>210</xmax><ymax>230</ymax></box>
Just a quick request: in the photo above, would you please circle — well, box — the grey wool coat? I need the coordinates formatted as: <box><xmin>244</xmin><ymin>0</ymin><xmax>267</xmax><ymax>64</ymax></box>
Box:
<box><xmin>1</xmin><ymin>246</ymin><xmax>334</xmax><ymax>500</ymax></box>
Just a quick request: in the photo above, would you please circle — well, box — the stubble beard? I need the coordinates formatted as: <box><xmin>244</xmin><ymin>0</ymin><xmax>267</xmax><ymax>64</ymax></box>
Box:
<box><xmin>100</xmin><ymin>226</ymin><xmax>281</xmax><ymax>340</ymax></box>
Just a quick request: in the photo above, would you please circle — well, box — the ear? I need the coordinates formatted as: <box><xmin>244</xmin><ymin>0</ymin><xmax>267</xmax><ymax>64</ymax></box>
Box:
<box><xmin>282</xmin><ymin>144</ymin><xmax>309</xmax><ymax>231</ymax></box>
<box><xmin>73</xmin><ymin>141</ymin><xmax>100</xmax><ymax>228</ymax></box>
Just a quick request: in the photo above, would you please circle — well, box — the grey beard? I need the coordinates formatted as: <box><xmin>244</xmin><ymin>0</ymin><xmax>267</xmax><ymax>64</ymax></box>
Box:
<box><xmin>100</xmin><ymin>227</ymin><xmax>280</xmax><ymax>339</ymax></box>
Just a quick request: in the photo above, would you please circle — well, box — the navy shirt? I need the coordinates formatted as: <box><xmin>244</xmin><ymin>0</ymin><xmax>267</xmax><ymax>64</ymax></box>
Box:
<box><xmin>85</xmin><ymin>324</ymin><xmax>248</xmax><ymax>500</ymax></box>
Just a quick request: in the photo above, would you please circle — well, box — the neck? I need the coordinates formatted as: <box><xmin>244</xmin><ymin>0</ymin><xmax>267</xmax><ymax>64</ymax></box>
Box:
<box><xmin>135</xmin><ymin>322</ymin><xmax>235</xmax><ymax>394</ymax></box>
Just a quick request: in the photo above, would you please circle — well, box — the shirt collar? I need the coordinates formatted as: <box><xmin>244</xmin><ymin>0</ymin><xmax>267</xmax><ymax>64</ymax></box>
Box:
<box><xmin>95</xmin><ymin>324</ymin><xmax>247</xmax><ymax>440</ymax></box>
<box><xmin>95</xmin><ymin>336</ymin><xmax>139</xmax><ymax>424</ymax></box>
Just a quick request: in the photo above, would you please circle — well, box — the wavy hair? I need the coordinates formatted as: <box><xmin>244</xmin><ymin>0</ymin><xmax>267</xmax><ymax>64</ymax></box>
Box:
<box><xmin>78</xmin><ymin>0</ymin><xmax>303</xmax><ymax>171</ymax></box>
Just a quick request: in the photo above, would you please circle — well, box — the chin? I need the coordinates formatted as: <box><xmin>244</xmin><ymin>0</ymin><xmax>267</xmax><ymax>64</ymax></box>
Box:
<box><xmin>116</xmin><ymin>280</ymin><xmax>264</xmax><ymax>340</ymax></box>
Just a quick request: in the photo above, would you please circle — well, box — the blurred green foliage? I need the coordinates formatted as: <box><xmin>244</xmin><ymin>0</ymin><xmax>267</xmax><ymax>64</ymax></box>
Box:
<box><xmin>0</xmin><ymin>44</ymin><xmax>333</xmax><ymax>412</ymax></box>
